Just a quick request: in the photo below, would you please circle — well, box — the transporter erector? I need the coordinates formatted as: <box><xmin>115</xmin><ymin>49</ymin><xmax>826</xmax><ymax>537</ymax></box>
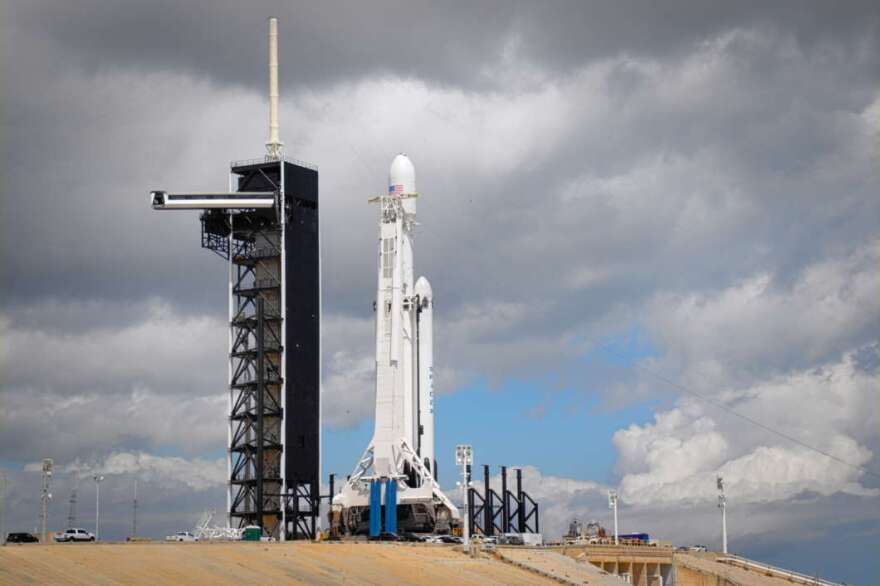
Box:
<box><xmin>333</xmin><ymin>154</ymin><xmax>459</xmax><ymax>535</ymax></box>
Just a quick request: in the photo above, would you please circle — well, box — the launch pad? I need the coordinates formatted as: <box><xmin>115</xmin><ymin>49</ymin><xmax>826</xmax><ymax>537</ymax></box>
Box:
<box><xmin>148</xmin><ymin>17</ymin><xmax>538</xmax><ymax>542</ymax></box>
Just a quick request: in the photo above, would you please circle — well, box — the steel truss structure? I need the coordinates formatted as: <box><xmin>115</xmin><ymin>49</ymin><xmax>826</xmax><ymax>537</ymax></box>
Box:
<box><xmin>229</xmin><ymin>214</ymin><xmax>284</xmax><ymax>537</ymax></box>
<box><xmin>200</xmin><ymin>158</ymin><xmax>319</xmax><ymax>540</ymax></box>
<box><xmin>467</xmin><ymin>465</ymin><xmax>539</xmax><ymax>536</ymax></box>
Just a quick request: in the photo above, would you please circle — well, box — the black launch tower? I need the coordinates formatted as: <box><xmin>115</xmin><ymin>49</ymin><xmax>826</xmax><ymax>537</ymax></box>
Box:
<box><xmin>151</xmin><ymin>18</ymin><xmax>320</xmax><ymax>541</ymax></box>
<box><xmin>199</xmin><ymin>158</ymin><xmax>320</xmax><ymax>540</ymax></box>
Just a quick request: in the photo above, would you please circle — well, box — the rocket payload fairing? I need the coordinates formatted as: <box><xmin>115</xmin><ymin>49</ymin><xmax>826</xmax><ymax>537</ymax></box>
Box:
<box><xmin>333</xmin><ymin>155</ymin><xmax>458</xmax><ymax>534</ymax></box>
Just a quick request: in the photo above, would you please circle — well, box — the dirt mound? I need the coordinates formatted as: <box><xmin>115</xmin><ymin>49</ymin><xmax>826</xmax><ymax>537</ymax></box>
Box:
<box><xmin>0</xmin><ymin>541</ymin><xmax>554</xmax><ymax>585</ymax></box>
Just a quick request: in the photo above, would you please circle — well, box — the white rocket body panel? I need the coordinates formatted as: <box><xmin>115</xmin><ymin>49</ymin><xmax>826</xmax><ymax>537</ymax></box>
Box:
<box><xmin>374</xmin><ymin>222</ymin><xmax>397</xmax><ymax>448</ymax></box>
<box><xmin>374</xmin><ymin>154</ymin><xmax>420</xmax><ymax>454</ymax></box>
<box><xmin>401</xmin><ymin>231</ymin><xmax>417</xmax><ymax>450</ymax></box>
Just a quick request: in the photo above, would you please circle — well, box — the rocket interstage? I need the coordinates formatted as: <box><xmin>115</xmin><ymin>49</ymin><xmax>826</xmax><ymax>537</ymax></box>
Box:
<box><xmin>333</xmin><ymin>154</ymin><xmax>457</xmax><ymax>535</ymax></box>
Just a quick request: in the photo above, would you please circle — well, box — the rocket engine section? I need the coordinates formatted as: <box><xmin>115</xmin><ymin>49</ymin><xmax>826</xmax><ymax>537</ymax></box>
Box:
<box><xmin>333</xmin><ymin>154</ymin><xmax>457</xmax><ymax>535</ymax></box>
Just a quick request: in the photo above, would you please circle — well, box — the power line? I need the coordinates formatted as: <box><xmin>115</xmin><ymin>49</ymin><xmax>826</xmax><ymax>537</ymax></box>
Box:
<box><xmin>598</xmin><ymin>343</ymin><xmax>880</xmax><ymax>482</ymax></box>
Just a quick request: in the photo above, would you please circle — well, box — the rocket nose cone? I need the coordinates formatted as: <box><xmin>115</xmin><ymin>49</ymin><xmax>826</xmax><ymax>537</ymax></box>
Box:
<box><xmin>389</xmin><ymin>153</ymin><xmax>416</xmax><ymax>195</ymax></box>
<box><xmin>414</xmin><ymin>276</ymin><xmax>432</xmax><ymax>298</ymax></box>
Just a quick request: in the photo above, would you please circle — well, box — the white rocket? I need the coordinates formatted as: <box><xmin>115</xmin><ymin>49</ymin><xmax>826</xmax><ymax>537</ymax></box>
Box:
<box><xmin>334</xmin><ymin>154</ymin><xmax>457</xmax><ymax>533</ymax></box>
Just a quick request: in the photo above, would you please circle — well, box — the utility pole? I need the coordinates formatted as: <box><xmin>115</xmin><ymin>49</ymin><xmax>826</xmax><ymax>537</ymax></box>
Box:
<box><xmin>40</xmin><ymin>459</ymin><xmax>53</xmax><ymax>543</ymax></box>
<box><xmin>608</xmin><ymin>490</ymin><xmax>619</xmax><ymax>545</ymax></box>
<box><xmin>93</xmin><ymin>474</ymin><xmax>104</xmax><ymax>540</ymax></box>
<box><xmin>455</xmin><ymin>445</ymin><xmax>473</xmax><ymax>547</ymax></box>
<box><xmin>717</xmin><ymin>476</ymin><xmax>727</xmax><ymax>554</ymax></box>
<box><xmin>0</xmin><ymin>470</ymin><xmax>7</xmax><ymax>542</ymax></box>
<box><xmin>132</xmin><ymin>478</ymin><xmax>138</xmax><ymax>538</ymax></box>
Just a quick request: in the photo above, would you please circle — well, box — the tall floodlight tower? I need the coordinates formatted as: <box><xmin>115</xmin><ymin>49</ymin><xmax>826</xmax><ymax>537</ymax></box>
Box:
<box><xmin>717</xmin><ymin>476</ymin><xmax>727</xmax><ymax>553</ymax></box>
<box><xmin>608</xmin><ymin>490</ymin><xmax>619</xmax><ymax>545</ymax></box>
<box><xmin>456</xmin><ymin>445</ymin><xmax>473</xmax><ymax>546</ymax></box>
<box><xmin>132</xmin><ymin>478</ymin><xmax>138</xmax><ymax>538</ymax></box>
<box><xmin>0</xmin><ymin>471</ymin><xmax>6</xmax><ymax>543</ymax></box>
<box><xmin>333</xmin><ymin>155</ymin><xmax>457</xmax><ymax>536</ymax></box>
<box><xmin>93</xmin><ymin>474</ymin><xmax>104</xmax><ymax>541</ymax></box>
<box><xmin>149</xmin><ymin>17</ymin><xmax>320</xmax><ymax>540</ymax></box>
<box><xmin>40</xmin><ymin>459</ymin><xmax>52</xmax><ymax>543</ymax></box>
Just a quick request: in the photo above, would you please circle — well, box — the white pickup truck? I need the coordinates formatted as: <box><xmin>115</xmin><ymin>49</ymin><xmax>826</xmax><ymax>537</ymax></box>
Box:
<box><xmin>54</xmin><ymin>528</ymin><xmax>95</xmax><ymax>542</ymax></box>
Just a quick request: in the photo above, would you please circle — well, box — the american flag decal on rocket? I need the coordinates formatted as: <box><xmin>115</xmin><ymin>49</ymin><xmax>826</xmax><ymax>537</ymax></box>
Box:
<box><xmin>389</xmin><ymin>184</ymin><xmax>404</xmax><ymax>194</ymax></box>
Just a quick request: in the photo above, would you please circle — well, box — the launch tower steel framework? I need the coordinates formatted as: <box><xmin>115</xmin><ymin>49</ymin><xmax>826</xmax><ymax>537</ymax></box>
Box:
<box><xmin>200</xmin><ymin>158</ymin><xmax>320</xmax><ymax>540</ymax></box>
<box><xmin>150</xmin><ymin>19</ymin><xmax>319</xmax><ymax>541</ymax></box>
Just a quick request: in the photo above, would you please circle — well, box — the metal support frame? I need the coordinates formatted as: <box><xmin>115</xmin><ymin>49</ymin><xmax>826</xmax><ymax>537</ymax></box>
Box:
<box><xmin>503</xmin><ymin>467</ymin><xmax>523</xmax><ymax>534</ymax></box>
<box><xmin>483</xmin><ymin>465</ymin><xmax>493</xmax><ymax>535</ymax></box>
<box><xmin>227</xmin><ymin>211</ymin><xmax>285</xmax><ymax>537</ymax></box>
<box><xmin>288</xmin><ymin>482</ymin><xmax>318</xmax><ymax>539</ymax></box>
<box><xmin>501</xmin><ymin>466</ymin><xmax>510</xmax><ymax>533</ymax></box>
<box><xmin>201</xmin><ymin>211</ymin><xmax>231</xmax><ymax>259</ymax></box>
<box><xmin>516</xmin><ymin>468</ymin><xmax>525</xmax><ymax>531</ymax></box>
<box><xmin>521</xmin><ymin>490</ymin><xmax>539</xmax><ymax>534</ymax></box>
<box><xmin>467</xmin><ymin>465</ymin><xmax>540</xmax><ymax>536</ymax></box>
<box><xmin>197</xmin><ymin>158</ymin><xmax>319</xmax><ymax>541</ymax></box>
<box><xmin>467</xmin><ymin>486</ymin><xmax>484</xmax><ymax>536</ymax></box>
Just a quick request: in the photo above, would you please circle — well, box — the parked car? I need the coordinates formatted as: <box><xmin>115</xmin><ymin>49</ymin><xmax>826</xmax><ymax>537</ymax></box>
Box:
<box><xmin>424</xmin><ymin>535</ymin><xmax>442</xmax><ymax>544</ymax></box>
<box><xmin>165</xmin><ymin>531</ymin><xmax>198</xmax><ymax>542</ymax></box>
<box><xmin>437</xmin><ymin>535</ymin><xmax>463</xmax><ymax>544</ymax></box>
<box><xmin>688</xmin><ymin>545</ymin><xmax>708</xmax><ymax>552</ymax></box>
<box><xmin>498</xmin><ymin>533</ymin><xmax>525</xmax><ymax>545</ymax></box>
<box><xmin>5</xmin><ymin>532</ymin><xmax>39</xmax><ymax>544</ymax></box>
<box><xmin>54</xmin><ymin>528</ymin><xmax>95</xmax><ymax>542</ymax></box>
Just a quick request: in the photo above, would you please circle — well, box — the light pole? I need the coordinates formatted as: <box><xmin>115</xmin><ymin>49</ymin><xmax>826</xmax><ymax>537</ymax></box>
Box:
<box><xmin>41</xmin><ymin>459</ymin><xmax>53</xmax><ymax>543</ymax></box>
<box><xmin>455</xmin><ymin>445</ymin><xmax>473</xmax><ymax>547</ymax></box>
<box><xmin>1</xmin><ymin>470</ymin><xmax>7</xmax><ymax>543</ymax></box>
<box><xmin>93</xmin><ymin>474</ymin><xmax>104</xmax><ymax>541</ymax></box>
<box><xmin>132</xmin><ymin>478</ymin><xmax>138</xmax><ymax>538</ymax></box>
<box><xmin>608</xmin><ymin>490</ymin><xmax>619</xmax><ymax>545</ymax></box>
<box><xmin>717</xmin><ymin>476</ymin><xmax>727</xmax><ymax>554</ymax></box>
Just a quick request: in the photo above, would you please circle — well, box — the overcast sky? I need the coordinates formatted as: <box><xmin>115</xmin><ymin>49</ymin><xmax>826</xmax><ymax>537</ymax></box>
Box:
<box><xmin>1</xmin><ymin>1</ymin><xmax>878</xmax><ymax>582</ymax></box>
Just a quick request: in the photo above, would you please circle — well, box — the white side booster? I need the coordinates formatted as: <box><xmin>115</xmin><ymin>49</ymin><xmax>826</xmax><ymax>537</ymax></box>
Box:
<box><xmin>333</xmin><ymin>154</ymin><xmax>456</xmax><ymax>534</ymax></box>
<box><xmin>150</xmin><ymin>190</ymin><xmax>275</xmax><ymax>210</ymax></box>
<box><xmin>414</xmin><ymin>276</ymin><xmax>434</xmax><ymax>474</ymax></box>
